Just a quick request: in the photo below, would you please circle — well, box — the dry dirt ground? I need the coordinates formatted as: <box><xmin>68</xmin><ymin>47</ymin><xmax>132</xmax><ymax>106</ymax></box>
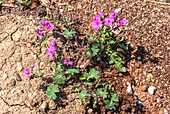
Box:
<box><xmin>0</xmin><ymin>0</ymin><xmax>170</xmax><ymax>114</ymax></box>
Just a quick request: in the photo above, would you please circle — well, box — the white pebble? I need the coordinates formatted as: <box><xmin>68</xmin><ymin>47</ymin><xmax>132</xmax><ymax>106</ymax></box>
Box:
<box><xmin>126</xmin><ymin>82</ymin><xmax>132</xmax><ymax>93</ymax></box>
<box><xmin>164</xmin><ymin>108</ymin><xmax>168</xmax><ymax>114</ymax></box>
<box><xmin>148</xmin><ymin>86</ymin><xmax>156</xmax><ymax>95</ymax></box>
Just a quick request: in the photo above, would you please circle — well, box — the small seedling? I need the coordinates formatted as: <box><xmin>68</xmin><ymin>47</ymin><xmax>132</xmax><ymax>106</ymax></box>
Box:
<box><xmin>46</xmin><ymin>84</ymin><xmax>60</xmax><ymax>100</ymax></box>
<box><xmin>64</xmin><ymin>28</ymin><xmax>75</xmax><ymax>38</ymax></box>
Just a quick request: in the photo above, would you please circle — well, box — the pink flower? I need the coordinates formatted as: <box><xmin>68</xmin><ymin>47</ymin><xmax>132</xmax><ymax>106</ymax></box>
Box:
<box><xmin>118</xmin><ymin>18</ymin><xmax>127</xmax><ymax>26</ymax></box>
<box><xmin>109</xmin><ymin>12</ymin><xmax>118</xmax><ymax>19</ymax></box>
<box><xmin>73</xmin><ymin>15</ymin><xmax>77</xmax><ymax>20</ymax></box>
<box><xmin>92</xmin><ymin>19</ymin><xmax>103</xmax><ymax>30</ymax></box>
<box><xmin>46</xmin><ymin>46</ymin><xmax>56</xmax><ymax>58</ymax></box>
<box><xmin>62</xmin><ymin>59</ymin><xmax>68</xmax><ymax>65</ymax></box>
<box><xmin>49</xmin><ymin>40</ymin><xmax>55</xmax><ymax>47</ymax></box>
<box><xmin>31</xmin><ymin>64</ymin><xmax>35</xmax><ymax>68</ymax></box>
<box><xmin>24</xmin><ymin>68</ymin><xmax>31</xmax><ymax>79</ymax></box>
<box><xmin>104</xmin><ymin>18</ymin><xmax>114</xmax><ymax>26</ymax></box>
<box><xmin>62</xmin><ymin>60</ymin><xmax>73</xmax><ymax>66</ymax></box>
<box><xmin>95</xmin><ymin>12</ymin><xmax>104</xmax><ymax>20</ymax></box>
<box><xmin>36</xmin><ymin>28</ymin><xmax>44</xmax><ymax>38</ymax></box>
<box><xmin>40</xmin><ymin>21</ymin><xmax>54</xmax><ymax>30</ymax></box>
<box><xmin>68</xmin><ymin>61</ymin><xmax>73</xmax><ymax>66</ymax></box>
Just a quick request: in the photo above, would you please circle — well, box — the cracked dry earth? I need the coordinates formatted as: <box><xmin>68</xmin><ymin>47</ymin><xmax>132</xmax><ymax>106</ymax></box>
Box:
<box><xmin>0</xmin><ymin>14</ymin><xmax>83</xmax><ymax>114</ymax></box>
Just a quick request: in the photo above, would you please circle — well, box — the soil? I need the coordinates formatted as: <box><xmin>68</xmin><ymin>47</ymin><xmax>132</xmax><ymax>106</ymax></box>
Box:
<box><xmin>0</xmin><ymin>0</ymin><xmax>170</xmax><ymax>114</ymax></box>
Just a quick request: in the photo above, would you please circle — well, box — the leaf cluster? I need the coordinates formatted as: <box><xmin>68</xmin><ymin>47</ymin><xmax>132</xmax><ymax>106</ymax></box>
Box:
<box><xmin>86</xmin><ymin>25</ymin><xmax>127</xmax><ymax>72</ymax></box>
<box><xmin>46</xmin><ymin>62</ymin><xmax>79</xmax><ymax>100</ymax></box>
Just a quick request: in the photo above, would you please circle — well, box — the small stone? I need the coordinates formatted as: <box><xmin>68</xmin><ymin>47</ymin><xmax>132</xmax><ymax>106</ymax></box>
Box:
<box><xmin>164</xmin><ymin>109</ymin><xmax>168</xmax><ymax>114</ymax></box>
<box><xmin>41</xmin><ymin>101</ymin><xmax>48</xmax><ymax>111</ymax></box>
<box><xmin>87</xmin><ymin>108</ymin><xmax>93</xmax><ymax>114</ymax></box>
<box><xmin>49</xmin><ymin>100</ymin><xmax>56</xmax><ymax>110</ymax></box>
<box><xmin>9</xmin><ymin>78</ymin><xmax>16</xmax><ymax>86</ymax></box>
<box><xmin>147</xmin><ymin>73</ymin><xmax>153</xmax><ymax>80</ymax></box>
<box><xmin>126</xmin><ymin>82</ymin><xmax>132</xmax><ymax>93</ymax></box>
<box><xmin>148</xmin><ymin>86</ymin><xmax>156</xmax><ymax>95</ymax></box>
<box><xmin>16</xmin><ymin>62</ymin><xmax>23</xmax><ymax>71</ymax></box>
<box><xmin>136</xmin><ymin>100</ymin><xmax>145</xmax><ymax>107</ymax></box>
<box><xmin>140</xmin><ymin>85</ymin><xmax>147</xmax><ymax>92</ymax></box>
<box><xmin>15</xmin><ymin>73</ymin><xmax>22</xmax><ymax>81</ymax></box>
<box><xmin>3</xmin><ymin>72</ymin><xmax>8</xmax><ymax>80</ymax></box>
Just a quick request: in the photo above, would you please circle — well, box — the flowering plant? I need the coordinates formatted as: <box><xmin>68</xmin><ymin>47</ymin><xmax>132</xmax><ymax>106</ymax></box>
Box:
<box><xmin>87</xmin><ymin>8</ymin><xmax>127</xmax><ymax>72</ymax></box>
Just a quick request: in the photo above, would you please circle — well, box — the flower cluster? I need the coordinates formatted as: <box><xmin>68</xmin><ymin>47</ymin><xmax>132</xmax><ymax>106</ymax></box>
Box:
<box><xmin>24</xmin><ymin>64</ymin><xmax>35</xmax><ymax>79</ymax></box>
<box><xmin>39</xmin><ymin>21</ymin><xmax>54</xmax><ymax>30</ymax></box>
<box><xmin>36</xmin><ymin>20</ymin><xmax>54</xmax><ymax>38</ymax></box>
<box><xmin>36</xmin><ymin>28</ymin><xmax>44</xmax><ymax>38</ymax></box>
<box><xmin>46</xmin><ymin>40</ymin><xmax>56</xmax><ymax>58</ymax></box>
<box><xmin>92</xmin><ymin>8</ymin><xmax>127</xmax><ymax>30</ymax></box>
<box><xmin>62</xmin><ymin>59</ymin><xmax>73</xmax><ymax>66</ymax></box>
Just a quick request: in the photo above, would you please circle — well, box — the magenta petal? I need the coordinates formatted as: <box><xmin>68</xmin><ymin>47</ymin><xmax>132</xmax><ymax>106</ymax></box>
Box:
<box><xmin>49</xmin><ymin>40</ymin><xmax>55</xmax><ymax>47</ymax></box>
<box><xmin>92</xmin><ymin>19</ymin><xmax>103</xmax><ymax>30</ymax></box>
<box><xmin>118</xmin><ymin>18</ymin><xmax>127</xmax><ymax>26</ymax></box>
<box><xmin>68</xmin><ymin>61</ymin><xmax>73</xmax><ymax>66</ymax></box>
<box><xmin>24</xmin><ymin>68</ymin><xmax>31</xmax><ymax>79</ymax></box>
<box><xmin>36</xmin><ymin>28</ymin><xmax>44</xmax><ymax>37</ymax></box>
<box><xmin>104</xmin><ymin>18</ymin><xmax>114</xmax><ymax>26</ymax></box>
<box><xmin>62</xmin><ymin>59</ymin><xmax>67</xmax><ymax>65</ymax></box>
<box><xmin>46</xmin><ymin>46</ymin><xmax>56</xmax><ymax>58</ymax></box>
<box><xmin>40</xmin><ymin>20</ymin><xmax>54</xmax><ymax>30</ymax></box>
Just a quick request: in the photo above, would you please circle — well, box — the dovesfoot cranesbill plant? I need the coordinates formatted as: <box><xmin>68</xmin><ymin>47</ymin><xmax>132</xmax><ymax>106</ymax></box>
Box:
<box><xmin>88</xmin><ymin>8</ymin><xmax>127</xmax><ymax>72</ymax></box>
<box><xmin>24</xmin><ymin>8</ymin><xmax>129</xmax><ymax>112</ymax></box>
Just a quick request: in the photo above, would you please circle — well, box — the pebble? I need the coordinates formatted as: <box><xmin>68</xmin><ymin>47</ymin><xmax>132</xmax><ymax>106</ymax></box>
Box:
<box><xmin>41</xmin><ymin>101</ymin><xmax>48</xmax><ymax>111</ymax></box>
<box><xmin>136</xmin><ymin>100</ymin><xmax>145</xmax><ymax>107</ymax></box>
<box><xmin>15</xmin><ymin>73</ymin><xmax>22</xmax><ymax>81</ymax></box>
<box><xmin>49</xmin><ymin>100</ymin><xmax>56</xmax><ymax>110</ymax></box>
<box><xmin>9</xmin><ymin>78</ymin><xmax>16</xmax><ymax>86</ymax></box>
<box><xmin>16</xmin><ymin>62</ymin><xmax>23</xmax><ymax>71</ymax></box>
<box><xmin>147</xmin><ymin>73</ymin><xmax>153</xmax><ymax>80</ymax></box>
<box><xmin>164</xmin><ymin>109</ymin><xmax>168</xmax><ymax>114</ymax></box>
<box><xmin>3</xmin><ymin>72</ymin><xmax>8</xmax><ymax>80</ymax></box>
<box><xmin>126</xmin><ymin>82</ymin><xmax>132</xmax><ymax>93</ymax></box>
<box><xmin>87</xmin><ymin>108</ymin><xmax>93</xmax><ymax>114</ymax></box>
<box><xmin>148</xmin><ymin>86</ymin><xmax>156</xmax><ymax>95</ymax></box>
<box><xmin>140</xmin><ymin>85</ymin><xmax>147</xmax><ymax>92</ymax></box>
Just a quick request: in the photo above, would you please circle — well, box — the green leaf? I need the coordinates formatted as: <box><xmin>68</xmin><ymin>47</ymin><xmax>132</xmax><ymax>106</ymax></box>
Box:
<box><xmin>0</xmin><ymin>0</ymin><xmax>3</xmax><ymax>5</ymax></box>
<box><xmin>65</xmin><ymin>68</ymin><xmax>79</xmax><ymax>76</ymax></box>
<box><xmin>46</xmin><ymin>85</ymin><xmax>60</xmax><ymax>100</ymax></box>
<box><xmin>79</xmin><ymin>90</ymin><xmax>91</xmax><ymax>100</ymax></box>
<box><xmin>104</xmin><ymin>100</ymin><xmax>116</xmax><ymax>110</ymax></box>
<box><xmin>46</xmin><ymin>91</ymin><xmax>57</xmax><ymax>100</ymax></box>
<box><xmin>36</xmin><ymin>70</ymin><xmax>43</xmax><ymax>77</ymax></box>
<box><xmin>84</xmin><ymin>82</ymin><xmax>92</xmax><ymax>87</ymax></box>
<box><xmin>64</xmin><ymin>18</ymin><xmax>71</xmax><ymax>24</ymax></box>
<box><xmin>17</xmin><ymin>0</ymin><xmax>32</xmax><ymax>6</ymax></box>
<box><xmin>88</xmin><ymin>35</ymin><xmax>95</xmax><ymax>41</ymax></box>
<box><xmin>53</xmin><ymin>73</ymin><xmax>66</xmax><ymax>85</ymax></box>
<box><xmin>86</xmin><ymin>50</ymin><xmax>92</xmax><ymax>57</ymax></box>
<box><xmin>118</xmin><ymin>66</ymin><xmax>126</xmax><ymax>72</ymax></box>
<box><xmin>97</xmin><ymin>89</ymin><xmax>108</xmax><ymax>98</ymax></box>
<box><xmin>41</xmin><ymin>38</ymin><xmax>48</xmax><ymax>45</ymax></box>
<box><xmin>47</xmin><ymin>85</ymin><xmax>60</xmax><ymax>93</ymax></box>
<box><xmin>110</xmin><ymin>92</ymin><xmax>119</xmax><ymax>102</ymax></box>
<box><xmin>91</xmin><ymin>46</ymin><xmax>99</xmax><ymax>56</ymax></box>
<box><xmin>55</xmin><ymin>62</ymin><xmax>63</xmax><ymax>72</ymax></box>
<box><xmin>88</xmin><ymin>68</ymin><xmax>99</xmax><ymax>80</ymax></box>
<box><xmin>64</xmin><ymin>28</ymin><xmax>75</xmax><ymax>38</ymax></box>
